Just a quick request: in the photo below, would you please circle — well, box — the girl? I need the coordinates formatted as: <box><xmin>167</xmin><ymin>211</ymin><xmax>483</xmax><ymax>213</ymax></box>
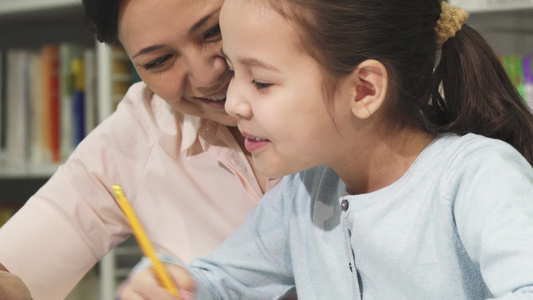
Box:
<box><xmin>170</xmin><ymin>0</ymin><xmax>533</xmax><ymax>299</ymax></box>
<box><xmin>0</xmin><ymin>0</ymin><xmax>281</xmax><ymax>299</ymax></box>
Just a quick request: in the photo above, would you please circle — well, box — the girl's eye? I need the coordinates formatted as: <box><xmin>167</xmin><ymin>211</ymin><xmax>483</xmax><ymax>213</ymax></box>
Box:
<box><xmin>143</xmin><ymin>54</ymin><xmax>173</xmax><ymax>71</ymax></box>
<box><xmin>252</xmin><ymin>80</ymin><xmax>272</xmax><ymax>90</ymax></box>
<box><xmin>204</xmin><ymin>24</ymin><xmax>221</xmax><ymax>42</ymax></box>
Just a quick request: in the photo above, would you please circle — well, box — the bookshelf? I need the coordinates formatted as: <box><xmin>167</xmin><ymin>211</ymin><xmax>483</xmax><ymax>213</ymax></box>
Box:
<box><xmin>0</xmin><ymin>3</ymin><xmax>95</xmax><ymax>191</ymax></box>
<box><xmin>0</xmin><ymin>3</ymin><xmax>139</xmax><ymax>300</ymax></box>
<box><xmin>0</xmin><ymin>2</ymin><xmax>132</xmax><ymax>183</ymax></box>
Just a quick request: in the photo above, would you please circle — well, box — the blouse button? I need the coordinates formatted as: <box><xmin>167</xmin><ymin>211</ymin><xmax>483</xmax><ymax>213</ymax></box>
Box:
<box><xmin>341</xmin><ymin>199</ymin><xmax>349</xmax><ymax>211</ymax></box>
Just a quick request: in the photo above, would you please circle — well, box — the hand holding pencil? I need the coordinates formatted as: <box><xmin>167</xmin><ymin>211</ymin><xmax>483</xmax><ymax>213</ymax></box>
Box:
<box><xmin>112</xmin><ymin>185</ymin><xmax>196</xmax><ymax>300</ymax></box>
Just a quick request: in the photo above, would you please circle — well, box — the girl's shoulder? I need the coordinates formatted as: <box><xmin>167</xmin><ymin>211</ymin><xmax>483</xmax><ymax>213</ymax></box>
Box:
<box><xmin>432</xmin><ymin>133</ymin><xmax>529</xmax><ymax>168</ymax></box>
<box><xmin>428</xmin><ymin>133</ymin><xmax>533</xmax><ymax>192</ymax></box>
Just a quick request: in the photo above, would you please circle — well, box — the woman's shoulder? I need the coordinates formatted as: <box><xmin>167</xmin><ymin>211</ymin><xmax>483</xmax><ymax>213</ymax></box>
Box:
<box><xmin>118</xmin><ymin>81</ymin><xmax>182</xmax><ymax>129</ymax></box>
<box><xmin>91</xmin><ymin>82</ymin><xmax>188</xmax><ymax>146</ymax></box>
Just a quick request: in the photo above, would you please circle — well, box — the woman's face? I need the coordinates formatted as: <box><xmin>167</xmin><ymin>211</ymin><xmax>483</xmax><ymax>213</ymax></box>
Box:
<box><xmin>118</xmin><ymin>0</ymin><xmax>236</xmax><ymax>126</ymax></box>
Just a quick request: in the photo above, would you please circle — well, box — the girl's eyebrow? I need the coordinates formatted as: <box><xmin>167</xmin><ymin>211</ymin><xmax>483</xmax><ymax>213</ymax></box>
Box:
<box><xmin>220</xmin><ymin>48</ymin><xmax>279</xmax><ymax>72</ymax></box>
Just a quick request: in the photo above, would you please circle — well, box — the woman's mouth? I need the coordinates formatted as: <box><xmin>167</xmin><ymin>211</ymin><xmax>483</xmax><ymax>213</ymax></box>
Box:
<box><xmin>195</xmin><ymin>93</ymin><xmax>227</xmax><ymax>109</ymax></box>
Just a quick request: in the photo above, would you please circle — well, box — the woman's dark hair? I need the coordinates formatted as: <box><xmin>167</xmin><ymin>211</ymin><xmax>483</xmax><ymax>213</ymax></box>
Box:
<box><xmin>268</xmin><ymin>0</ymin><xmax>533</xmax><ymax>165</ymax></box>
<box><xmin>81</xmin><ymin>0</ymin><xmax>121</xmax><ymax>45</ymax></box>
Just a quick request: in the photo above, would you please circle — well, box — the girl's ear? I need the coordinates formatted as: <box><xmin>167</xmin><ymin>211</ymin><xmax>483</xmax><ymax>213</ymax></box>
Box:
<box><xmin>347</xmin><ymin>59</ymin><xmax>387</xmax><ymax>119</ymax></box>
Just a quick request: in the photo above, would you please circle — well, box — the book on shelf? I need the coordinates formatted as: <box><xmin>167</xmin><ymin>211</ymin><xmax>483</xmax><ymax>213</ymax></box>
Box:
<box><xmin>111</xmin><ymin>46</ymin><xmax>138</xmax><ymax>110</ymax></box>
<box><xmin>71</xmin><ymin>57</ymin><xmax>85</xmax><ymax>146</ymax></box>
<box><xmin>84</xmin><ymin>49</ymin><xmax>96</xmax><ymax>135</ymax></box>
<box><xmin>28</xmin><ymin>50</ymin><xmax>49</xmax><ymax>165</ymax></box>
<box><xmin>500</xmin><ymin>54</ymin><xmax>533</xmax><ymax>109</ymax></box>
<box><xmin>5</xmin><ymin>49</ymin><xmax>31</xmax><ymax>168</ymax></box>
<box><xmin>42</xmin><ymin>44</ymin><xmax>61</xmax><ymax>164</ymax></box>
<box><xmin>59</xmin><ymin>43</ymin><xmax>85</xmax><ymax>160</ymax></box>
<box><xmin>523</xmin><ymin>56</ymin><xmax>533</xmax><ymax>109</ymax></box>
<box><xmin>0</xmin><ymin>50</ymin><xmax>5</xmax><ymax>161</ymax></box>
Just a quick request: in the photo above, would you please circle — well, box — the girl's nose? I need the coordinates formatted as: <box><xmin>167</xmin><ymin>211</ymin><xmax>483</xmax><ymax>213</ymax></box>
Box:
<box><xmin>225</xmin><ymin>79</ymin><xmax>252</xmax><ymax>119</ymax></box>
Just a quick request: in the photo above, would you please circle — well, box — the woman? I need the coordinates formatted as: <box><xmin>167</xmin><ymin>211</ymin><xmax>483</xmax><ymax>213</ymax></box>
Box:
<box><xmin>0</xmin><ymin>0</ymin><xmax>277</xmax><ymax>299</ymax></box>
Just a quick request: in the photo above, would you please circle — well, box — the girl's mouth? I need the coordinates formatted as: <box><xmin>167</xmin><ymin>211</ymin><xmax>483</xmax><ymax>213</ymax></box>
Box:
<box><xmin>244</xmin><ymin>136</ymin><xmax>270</xmax><ymax>152</ymax></box>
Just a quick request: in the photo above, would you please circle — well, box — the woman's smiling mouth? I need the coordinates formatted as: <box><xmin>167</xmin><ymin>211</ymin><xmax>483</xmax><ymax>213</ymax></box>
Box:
<box><xmin>194</xmin><ymin>92</ymin><xmax>227</xmax><ymax>108</ymax></box>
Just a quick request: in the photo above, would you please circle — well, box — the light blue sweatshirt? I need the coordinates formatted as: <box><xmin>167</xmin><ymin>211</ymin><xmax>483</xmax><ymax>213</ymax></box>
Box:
<box><xmin>188</xmin><ymin>133</ymin><xmax>533</xmax><ymax>299</ymax></box>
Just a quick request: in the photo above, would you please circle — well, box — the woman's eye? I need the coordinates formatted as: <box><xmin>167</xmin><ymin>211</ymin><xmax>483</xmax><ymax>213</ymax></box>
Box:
<box><xmin>143</xmin><ymin>54</ymin><xmax>173</xmax><ymax>70</ymax></box>
<box><xmin>204</xmin><ymin>24</ymin><xmax>221</xmax><ymax>42</ymax></box>
<box><xmin>252</xmin><ymin>80</ymin><xmax>272</xmax><ymax>90</ymax></box>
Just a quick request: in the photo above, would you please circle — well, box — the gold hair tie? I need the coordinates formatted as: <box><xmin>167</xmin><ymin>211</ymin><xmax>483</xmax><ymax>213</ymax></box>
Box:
<box><xmin>434</xmin><ymin>2</ymin><xmax>468</xmax><ymax>47</ymax></box>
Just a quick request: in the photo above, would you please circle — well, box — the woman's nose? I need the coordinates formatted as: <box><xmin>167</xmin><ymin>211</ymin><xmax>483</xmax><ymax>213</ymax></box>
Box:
<box><xmin>185</xmin><ymin>49</ymin><xmax>227</xmax><ymax>88</ymax></box>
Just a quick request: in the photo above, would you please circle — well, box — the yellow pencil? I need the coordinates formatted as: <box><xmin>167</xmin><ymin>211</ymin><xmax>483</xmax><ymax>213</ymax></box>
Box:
<box><xmin>111</xmin><ymin>184</ymin><xmax>181</xmax><ymax>297</ymax></box>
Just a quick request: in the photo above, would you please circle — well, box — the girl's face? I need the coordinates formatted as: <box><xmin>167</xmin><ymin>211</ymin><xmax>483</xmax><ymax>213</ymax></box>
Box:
<box><xmin>220</xmin><ymin>0</ymin><xmax>355</xmax><ymax>178</ymax></box>
<box><xmin>118</xmin><ymin>0</ymin><xmax>236</xmax><ymax>126</ymax></box>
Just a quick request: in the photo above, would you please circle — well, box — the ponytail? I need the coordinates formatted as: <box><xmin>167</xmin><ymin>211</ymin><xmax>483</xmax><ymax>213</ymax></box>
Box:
<box><xmin>426</xmin><ymin>24</ymin><xmax>533</xmax><ymax>165</ymax></box>
<box><xmin>269</xmin><ymin>0</ymin><xmax>533</xmax><ymax>165</ymax></box>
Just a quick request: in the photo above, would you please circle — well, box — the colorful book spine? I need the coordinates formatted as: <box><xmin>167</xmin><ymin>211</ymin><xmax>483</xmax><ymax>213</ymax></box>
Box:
<box><xmin>42</xmin><ymin>44</ymin><xmax>61</xmax><ymax>163</ymax></box>
<box><xmin>501</xmin><ymin>55</ymin><xmax>526</xmax><ymax>101</ymax></box>
<box><xmin>523</xmin><ymin>56</ymin><xmax>533</xmax><ymax>109</ymax></box>
<box><xmin>72</xmin><ymin>57</ymin><xmax>86</xmax><ymax>145</ymax></box>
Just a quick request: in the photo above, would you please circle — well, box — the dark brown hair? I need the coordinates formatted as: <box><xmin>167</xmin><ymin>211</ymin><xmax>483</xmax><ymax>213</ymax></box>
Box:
<box><xmin>268</xmin><ymin>0</ymin><xmax>533</xmax><ymax>165</ymax></box>
<box><xmin>81</xmin><ymin>0</ymin><xmax>121</xmax><ymax>45</ymax></box>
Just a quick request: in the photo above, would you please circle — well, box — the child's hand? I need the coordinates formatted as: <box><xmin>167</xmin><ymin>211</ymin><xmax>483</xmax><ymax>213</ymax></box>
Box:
<box><xmin>117</xmin><ymin>263</ymin><xmax>196</xmax><ymax>300</ymax></box>
<box><xmin>0</xmin><ymin>270</ymin><xmax>32</xmax><ymax>300</ymax></box>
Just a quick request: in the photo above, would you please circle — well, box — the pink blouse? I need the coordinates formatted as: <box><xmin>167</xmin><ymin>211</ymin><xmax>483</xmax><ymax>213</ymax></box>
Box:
<box><xmin>0</xmin><ymin>82</ymin><xmax>279</xmax><ymax>300</ymax></box>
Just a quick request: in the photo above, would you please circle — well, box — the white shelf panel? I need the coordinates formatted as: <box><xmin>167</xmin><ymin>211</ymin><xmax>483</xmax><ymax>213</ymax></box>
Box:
<box><xmin>0</xmin><ymin>163</ymin><xmax>60</xmax><ymax>178</ymax></box>
<box><xmin>450</xmin><ymin>0</ymin><xmax>533</xmax><ymax>12</ymax></box>
<box><xmin>0</xmin><ymin>0</ymin><xmax>79</xmax><ymax>15</ymax></box>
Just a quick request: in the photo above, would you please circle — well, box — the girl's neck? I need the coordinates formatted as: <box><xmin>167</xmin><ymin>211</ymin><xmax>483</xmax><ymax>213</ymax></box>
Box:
<box><xmin>335</xmin><ymin>128</ymin><xmax>435</xmax><ymax>195</ymax></box>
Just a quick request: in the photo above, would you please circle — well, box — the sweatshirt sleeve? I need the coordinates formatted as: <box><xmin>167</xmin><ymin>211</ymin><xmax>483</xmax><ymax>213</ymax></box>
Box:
<box><xmin>188</xmin><ymin>178</ymin><xmax>296</xmax><ymax>300</ymax></box>
<box><xmin>451</xmin><ymin>142</ymin><xmax>533</xmax><ymax>299</ymax></box>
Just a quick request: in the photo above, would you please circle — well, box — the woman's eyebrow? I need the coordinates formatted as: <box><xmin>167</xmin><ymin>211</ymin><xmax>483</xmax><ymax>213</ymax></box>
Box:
<box><xmin>189</xmin><ymin>11</ymin><xmax>217</xmax><ymax>34</ymax></box>
<box><xmin>132</xmin><ymin>11</ymin><xmax>219</xmax><ymax>59</ymax></box>
<box><xmin>132</xmin><ymin>45</ymin><xmax>165</xmax><ymax>59</ymax></box>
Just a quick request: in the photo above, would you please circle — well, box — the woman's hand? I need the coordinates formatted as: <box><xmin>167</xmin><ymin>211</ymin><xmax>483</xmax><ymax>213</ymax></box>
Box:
<box><xmin>117</xmin><ymin>263</ymin><xmax>196</xmax><ymax>300</ymax></box>
<box><xmin>0</xmin><ymin>270</ymin><xmax>32</xmax><ymax>300</ymax></box>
